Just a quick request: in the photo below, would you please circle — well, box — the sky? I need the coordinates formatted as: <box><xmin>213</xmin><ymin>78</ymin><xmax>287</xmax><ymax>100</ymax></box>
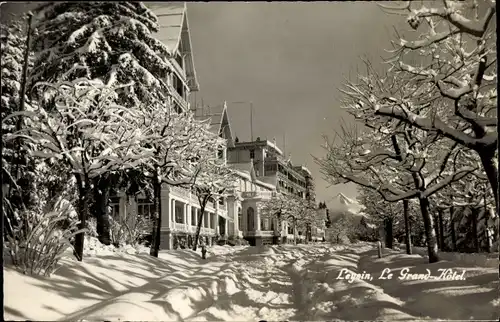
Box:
<box><xmin>185</xmin><ymin>2</ymin><xmax>407</xmax><ymax>207</ymax></box>
<box><xmin>1</xmin><ymin>1</ymin><xmax>408</xmax><ymax>209</ymax></box>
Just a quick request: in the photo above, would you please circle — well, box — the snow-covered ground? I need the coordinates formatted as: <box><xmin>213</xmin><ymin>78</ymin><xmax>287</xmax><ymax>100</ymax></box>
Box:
<box><xmin>4</xmin><ymin>242</ymin><xmax>498</xmax><ymax>321</ymax></box>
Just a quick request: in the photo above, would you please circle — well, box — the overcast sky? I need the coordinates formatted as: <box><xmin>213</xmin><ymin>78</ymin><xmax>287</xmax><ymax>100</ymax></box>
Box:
<box><xmin>185</xmin><ymin>2</ymin><xmax>407</xmax><ymax>206</ymax></box>
<box><xmin>1</xmin><ymin>2</ymin><xmax>408</xmax><ymax>208</ymax></box>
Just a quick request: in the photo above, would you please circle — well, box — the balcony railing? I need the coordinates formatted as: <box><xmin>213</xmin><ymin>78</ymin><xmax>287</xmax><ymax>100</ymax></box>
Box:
<box><xmin>241</xmin><ymin>191</ymin><xmax>277</xmax><ymax>199</ymax></box>
<box><xmin>166</xmin><ymin>82</ymin><xmax>189</xmax><ymax>110</ymax></box>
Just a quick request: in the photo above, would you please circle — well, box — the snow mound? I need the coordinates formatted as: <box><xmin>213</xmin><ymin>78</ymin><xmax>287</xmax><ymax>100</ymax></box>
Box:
<box><xmin>83</xmin><ymin>236</ymin><xmax>150</xmax><ymax>257</ymax></box>
<box><xmin>406</xmin><ymin>245</ymin><xmax>499</xmax><ymax>268</ymax></box>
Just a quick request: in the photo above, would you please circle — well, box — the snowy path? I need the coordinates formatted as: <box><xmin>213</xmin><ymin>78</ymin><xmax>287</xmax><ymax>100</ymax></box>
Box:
<box><xmin>4</xmin><ymin>243</ymin><xmax>498</xmax><ymax>321</ymax></box>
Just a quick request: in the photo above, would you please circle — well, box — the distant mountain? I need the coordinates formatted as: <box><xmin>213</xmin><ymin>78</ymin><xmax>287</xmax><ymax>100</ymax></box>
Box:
<box><xmin>326</xmin><ymin>193</ymin><xmax>369</xmax><ymax>222</ymax></box>
<box><xmin>327</xmin><ymin>193</ymin><xmax>363</xmax><ymax>213</ymax></box>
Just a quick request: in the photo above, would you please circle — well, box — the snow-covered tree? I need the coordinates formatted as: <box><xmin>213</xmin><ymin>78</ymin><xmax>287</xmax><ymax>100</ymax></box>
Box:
<box><xmin>190</xmin><ymin>158</ymin><xmax>238</xmax><ymax>252</ymax></box>
<box><xmin>140</xmin><ymin>106</ymin><xmax>227</xmax><ymax>257</ymax></box>
<box><xmin>346</xmin><ymin>1</ymin><xmax>498</xmax><ymax>208</ymax></box>
<box><xmin>5</xmin><ymin>79</ymin><xmax>156</xmax><ymax>260</ymax></box>
<box><xmin>1</xmin><ymin>16</ymin><xmax>38</xmax><ymax>238</ymax></box>
<box><xmin>29</xmin><ymin>2</ymin><xmax>174</xmax><ymax>108</ymax></box>
<box><xmin>294</xmin><ymin>197</ymin><xmax>324</xmax><ymax>243</ymax></box>
<box><xmin>259</xmin><ymin>193</ymin><xmax>297</xmax><ymax>242</ymax></box>
<box><xmin>315</xmin><ymin>118</ymin><xmax>482</xmax><ymax>262</ymax></box>
<box><xmin>258</xmin><ymin>193</ymin><xmax>320</xmax><ymax>244</ymax></box>
<box><xmin>27</xmin><ymin>2</ymin><xmax>179</xmax><ymax>242</ymax></box>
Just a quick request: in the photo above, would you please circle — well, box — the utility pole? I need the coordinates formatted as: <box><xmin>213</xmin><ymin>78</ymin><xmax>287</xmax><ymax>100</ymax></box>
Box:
<box><xmin>250</xmin><ymin>101</ymin><xmax>253</xmax><ymax>142</ymax></box>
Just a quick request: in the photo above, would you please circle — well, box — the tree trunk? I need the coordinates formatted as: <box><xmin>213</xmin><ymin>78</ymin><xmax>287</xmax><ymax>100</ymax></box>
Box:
<box><xmin>92</xmin><ymin>175</ymin><xmax>111</xmax><ymax>245</ymax></box>
<box><xmin>418</xmin><ymin>197</ymin><xmax>439</xmax><ymax>263</ymax></box>
<box><xmin>471</xmin><ymin>207</ymin><xmax>480</xmax><ymax>253</ymax></box>
<box><xmin>433</xmin><ymin>214</ymin><xmax>441</xmax><ymax>250</ymax></box>
<box><xmin>384</xmin><ymin>217</ymin><xmax>393</xmax><ymax>249</ymax></box>
<box><xmin>293</xmin><ymin>219</ymin><xmax>297</xmax><ymax>245</ymax></box>
<box><xmin>450</xmin><ymin>206</ymin><xmax>457</xmax><ymax>251</ymax></box>
<box><xmin>479</xmin><ymin>149</ymin><xmax>498</xmax><ymax>214</ymax></box>
<box><xmin>403</xmin><ymin>199</ymin><xmax>412</xmax><ymax>255</ymax></box>
<box><xmin>193</xmin><ymin>196</ymin><xmax>208</xmax><ymax>251</ymax></box>
<box><xmin>438</xmin><ymin>209</ymin><xmax>445</xmax><ymax>251</ymax></box>
<box><xmin>74</xmin><ymin>175</ymin><xmax>89</xmax><ymax>262</ymax></box>
<box><xmin>150</xmin><ymin>179</ymin><xmax>162</xmax><ymax>257</ymax></box>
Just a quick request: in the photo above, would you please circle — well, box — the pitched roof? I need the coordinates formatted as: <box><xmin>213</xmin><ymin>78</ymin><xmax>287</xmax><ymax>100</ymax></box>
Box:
<box><xmin>150</xmin><ymin>2</ymin><xmax>199</xmax><ymax>91</ymax></box>
<box><xmin>192</xmin><ymin>102</ymin><xmax>235</xmax><ymax>147</ymax></box>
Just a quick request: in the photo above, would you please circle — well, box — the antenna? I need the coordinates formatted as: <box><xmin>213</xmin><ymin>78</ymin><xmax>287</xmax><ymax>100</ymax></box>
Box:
<box><xmin>250</xmin><ymin>101</ymin><xmax>254</xmax><ymax>141</ymax></box>
<box><xmin>283</xmin><ymin>132</ymin><xmax>286</xmax><ymax>157</ymax></box>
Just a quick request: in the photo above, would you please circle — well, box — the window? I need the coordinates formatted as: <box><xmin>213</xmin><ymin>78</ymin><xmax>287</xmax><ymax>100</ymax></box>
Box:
<box><xmin>261</xmin><ymin>218</ymin><xmax>269</xmax><ymax>231</ymax></box>
<box><xmin>204</xmin><ymin>212</ymin><xmax>209</xmax><ymax>228</ymax></box>
<box><xmin>219</xmin><ymin>197</ymin><xmax>224</xmax><ymax>206</ymax></box>
<box><xmin>210</xmin><ymin>213</ymin><xmax>215</xmax><ymax>229</ymax></box>
<box><xmin>175</xmin><ymin>202</ymin><xmax>184</xmax><ymax>223</ymax></box>
<box><xmin>137</xmin><ymin>198</ymin><xmax>154</xmax><ymax>220</ymax></box>
<box><xmin>110</xmin><ymin>196</ymin><xmax>121</xmax><ymax>218</ymax></box>
<box><xmin>247</xmin><ymin>207</ymin><xmax>255</xmax><ymax>231</ymax></box>
<box><xmin>173</xmin><ymin>74</ymin><xmax>185</xmax><ymax>99</ymax></box>
<box><xmin>191</xmin><ymin>208</ymin><xmax>197</xmax><ymax>226</ymax></box>
<box><xmin>238</xmin><ymin>208</ymin><xmax>243</xmax><ymax>231</ymax></box>
<box><xmin>250</xmin><ymin>149</ymin><xmax>255</xmax><ymax>159</ymax></box>
<box><xmin>271</xmin><ymin>219</ymin><xmax>275</xmax><ymax>231</ymax></box>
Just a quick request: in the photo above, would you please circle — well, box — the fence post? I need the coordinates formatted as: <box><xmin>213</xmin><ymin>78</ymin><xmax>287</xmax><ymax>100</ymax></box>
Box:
<box><xmin>377</xmin><ymin>240</ymin><xmax>382</xmax><ymax>258</ymax></box>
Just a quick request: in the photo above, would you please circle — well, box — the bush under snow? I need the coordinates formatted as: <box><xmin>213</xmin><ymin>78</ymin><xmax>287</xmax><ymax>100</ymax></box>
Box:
<box><xmin>5</xmin><ymin>198</ymin><xmax>84</xmax><ymax>276</ymax></box>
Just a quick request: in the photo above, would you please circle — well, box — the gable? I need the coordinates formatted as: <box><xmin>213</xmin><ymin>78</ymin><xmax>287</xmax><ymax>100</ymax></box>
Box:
<box><xmin>152</xmin><ymin>2</ymin><xmax>199</xmax><ymax>92</ymax></box>
<box><xmin>220</xmin><ymin>103</ymin><xmax>234</xmax><ymax>147</ymax></box>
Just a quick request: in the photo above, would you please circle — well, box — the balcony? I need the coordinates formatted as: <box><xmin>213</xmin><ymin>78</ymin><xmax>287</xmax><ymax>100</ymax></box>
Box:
<box><xmin>166</xmin><ymin>82</ymin><xmax>189</xmax><ymax>110</ymax></box>
<box><xmin>241</xmin><ymin>191</ymin><xmax>277</xmax><ymax>200</ymax></box>
<box><xmin>170</xmin><ymin>57</ymin><xmax>187</xmax><ymax>80</ymax></box>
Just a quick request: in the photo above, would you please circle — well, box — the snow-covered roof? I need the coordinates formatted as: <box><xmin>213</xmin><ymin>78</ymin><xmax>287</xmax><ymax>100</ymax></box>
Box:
<box><xmin>192</xmin><ymin>102</ymin><xmax>234</xmax><ymax>147</ymax></box>
<box><xmin>255</xmin><ymin>180</ymin><xmax>275</xmax><ymax>191</ymax></box>
<box><xmin>151</xmin><ymin>2</ymin><xmax>199</xmax><ymax>91</ymax></box>
<box><xmin>259</xmin><ymin>175</ymin><xmax>278</xmax><ymax>187</ymax></box>
<box><xmin>229</xmin><ymin>163</ymin><xmax>275</xmax><ymax>191</ymax></box>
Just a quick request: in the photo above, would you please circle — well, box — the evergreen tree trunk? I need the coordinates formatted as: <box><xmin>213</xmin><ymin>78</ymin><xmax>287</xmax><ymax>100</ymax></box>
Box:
<box><xmin>419</xmin><ymin>197</ymin><xmax>439</xmax><ymax>263</ymax></box>
<box><xmin>403</xmin><ymin>199</ymin><xmax>412</xmax><ymax>255</ymax></box>
<box><xmin>450</xmin><ymin>206</ymin><xmax>457</xmax><ymax>251</ymax></box>
<box><xmin>92</xmin><ymin>175</ymin><xmax>111</xmax><ymax>245</ymax></box>
<box><xmin>438</xmin><ymin>209</ymin><xmax>445</xmax><ymax>251</ymax></box>
<box><xmin>150</xmin><ymin>178</ymin><xmax>162</xmax><ymax>257</ymax></box>
<box><xmin>193</xmin><ymin>200</ymin><xmax>207</xmax><ymax>251</ymax></box>
<box><xmin>384</xmin><ymin>217</ymin><xmax>393</xmax><ymax>249</ymax></box>
<box><xmin>74</xmin><ymin>175</ymin><xmax>90</xmax><ymax>261</ymax></box>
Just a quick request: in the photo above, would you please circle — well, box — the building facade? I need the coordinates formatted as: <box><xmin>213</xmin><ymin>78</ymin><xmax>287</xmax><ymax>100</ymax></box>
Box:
<box><xmin>227</xmin><ymin>135</ymin><xmax>324</xmax><ymax>243</ymax></box>
<box><xmin>109</xmin><ymin>3</ymin><xmax>323</xmax><ymax>249</ymax></box>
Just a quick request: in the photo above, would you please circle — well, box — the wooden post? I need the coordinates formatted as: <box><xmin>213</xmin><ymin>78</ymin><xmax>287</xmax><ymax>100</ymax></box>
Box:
<box><xmin>377</xmin><ymin>240</ymin><xmax>382</xmax><ymax>258</ymax></box>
